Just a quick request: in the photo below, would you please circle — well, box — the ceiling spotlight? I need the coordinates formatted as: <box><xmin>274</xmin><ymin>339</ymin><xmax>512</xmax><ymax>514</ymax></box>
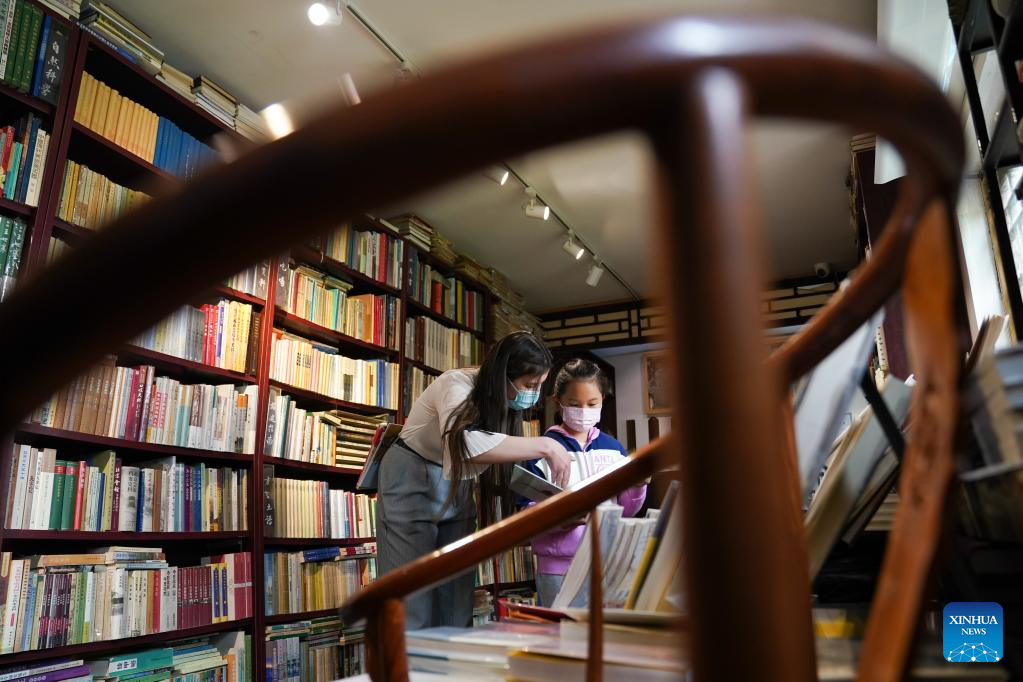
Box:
<box><xmin>586</xmin><ymin>260</ymin><xmax>605</xmax><ymax>287</ymax></box>
<box><xmin>524</xmin><ymin>187</ymin><xmax>550</xmax><ymax>220</ymax></box>
<box><xmin>260</xmin><ymin>103</ymin><xmax>294</xmax><ymax>139</ymax></box>
<box><xmin>308</xmin><ymin>1</ymin><xmax>343</xmax><ymax>26</ymax></box>
<box><xmin>484</xmin><ymin>166</ymin><xmax>509</xmax><ymax>186</ymax></box>
<box><xmin>562</xmin><ymin>232</ymin><xmax>585</xmax><ymax>260</ymax></box>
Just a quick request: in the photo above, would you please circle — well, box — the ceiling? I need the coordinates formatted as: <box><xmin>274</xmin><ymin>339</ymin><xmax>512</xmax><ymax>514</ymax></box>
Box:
<box><xmin>122</xmin><ymin>0</ymin><xmax>877</xmax><ymax>312</ymax></box>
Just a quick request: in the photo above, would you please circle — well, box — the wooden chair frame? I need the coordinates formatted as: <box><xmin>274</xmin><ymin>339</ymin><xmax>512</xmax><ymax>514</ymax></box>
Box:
<box><xmin>0</xmin><ymin>15</ymin><xmax>964</xmax><ymax>682</ymax></box>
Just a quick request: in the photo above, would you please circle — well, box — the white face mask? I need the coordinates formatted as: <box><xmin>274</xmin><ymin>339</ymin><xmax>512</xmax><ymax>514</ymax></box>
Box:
<box><xmin>560</xmin><ymin>405</ymin><xmax>601</xmax><ymax>432</ymax></box>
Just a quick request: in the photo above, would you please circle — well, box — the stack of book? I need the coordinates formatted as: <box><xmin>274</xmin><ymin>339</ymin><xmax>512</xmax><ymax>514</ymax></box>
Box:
<box><xmin>553</xmin><ymin>484</ymin><xmax>683</xmax><ymax>612</ymax></box>
<box><xmin>476</xmin><ymin>547</ymin><xmax>535</xmax><ymax>586</ymax></box>
<box><xmin>322</xmin><ymin>224</ymin><xmax>404</xmax><ymax>289</ymax></box>
<box><xmin>269</xmin><ymin>330</ymin><xmax>399</xmax><ymax>410</ymax></box>
<box><xmin>407</xmin><ymin>249</ymin><xmax>486</xmax><ymax>331</ymax></box>
<box><xmin>322</xmin><ymin>409</ymin><xmax>389</xmax><ymax>468</ymax></box>
<box><xmin>29</xmin><ymin>357</ymin><xmax>261</xmax><ymax>455</ymax></box>
<box><xmin>403</xmin><ymin>365</ymin><xmax>437</xmax><ymax>417</ymax></box>
<box><xmin>0</xmin><ymin>548</ymin><xmax>251</xmax><ymax>653</ymax></box>
<box><xmin>192</xmin><ymin>75</ymin><xmax>237</xmax><ymax>129</ymax></box>
<box><xmin>0</xmin><ymin>113</ymin><xmax>50</xmax><ymax>207</ymax></box>
<box><xmin>388</xmin><ymin>213</ymin><xmax>433</xmax><ymax>251</ymax></box>
<box><xmin>225</xmin><ymin>260</ymin><xmax>270</xmax><ymax>299</ymax></box>
<box><xmin>235</xmin><ymin>103</ymin><xmax>268</xmax><ymax>142</ymax></box>
<box><xmin>493</xmin><ymin>297</ymin><xmax>544</xmax><ymax>340</ymax></box>
<box><xmin>75</xmin><ymin>73</ymin><xmax>218</xmax><ymax>179</ymax></box>
<box><xmin>265</xmin><ymin>616</ymin><xmax>366</xmax><ymax>681</ymax></box>
<box><xmin>5</xmin><ymin>445</ymin><xmax>249</xmax><ymax>532</ymax></box>
<box><xmin>453</xmin><ymin>253</ymin><xmax>488</xmax><ymax>286</ymax></box>
<box><xmin>429</xmin><ymin>230</ymin><xmax>457</xmax><ymax>267</ymax></box>
<box><xmin>79</xmin><ymin>1</ymin><xmax>163</xmax><ymax>75</ymax></box>
<box><xmin>0</xmin><ymin>215</ymin><xmax>26</xmax><ymax>302</ymax></box>
<box><xmin>133</xmin><ymin>299</ymin><xmax>259</xmax><ymax>375</ymax></box>
<box><xmin>156</xmin><ymin>61</ymin><xmax>195</xmax><ymax>102</ymax></box>
<box><xmin>36</xmin><ymin>0</ymin><xmax>80</xmax><ymax>21</ymax></box>
<box><xmin>56</xmin><ymin>161</ymin><xmax>152</xmax><ymax>230</ymax></box>
<box><xmin>0</xmin><ymin>1</ymin><xmax>71</xmax><ymax>102</ymax></box>
<box><xmin>405</xmin><ymin>316</ymin><xmax>484</xmax><ymax>372</ymax></box>
<box><xmin>262</xmin><ymin>549</ymin><xmax>376</xmax><ymax>617</ymax></box>
<box><xmin>263</xmin><ymin>468</ymin><xmax>376</xmax><ymax>539</ymax></box>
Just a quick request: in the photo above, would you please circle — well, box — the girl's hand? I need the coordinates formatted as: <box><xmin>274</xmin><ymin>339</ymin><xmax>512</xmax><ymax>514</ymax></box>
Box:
<box><xmin>543</xmin><ymin>440</ymin><xmax>574</xmax><ymax>489</ymax></box>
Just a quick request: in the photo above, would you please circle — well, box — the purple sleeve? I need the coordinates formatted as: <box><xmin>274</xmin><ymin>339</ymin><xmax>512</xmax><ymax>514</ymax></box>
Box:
<box><xmin>611</xmin><ymin>437</ymin><xmax>646</xmax><ymax>516</ymax></box>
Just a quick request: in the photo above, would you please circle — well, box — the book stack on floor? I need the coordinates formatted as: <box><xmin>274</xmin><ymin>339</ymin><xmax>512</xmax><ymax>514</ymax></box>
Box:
<box><xmin>0</xmin><ymin>548</ymin><xmax>252</xmax><ymax>653</ymax></box>
<box><xmin>5</xmin><ymin>445</ymin><xmax>249</xmax><ymax>532</ymax></box>
<box><xmin>224</xmin><ymin>260</ymin><xmax>270</xmax><ymax>299</ymax></box>
<box><xmin>133</xmin><ymin>299</ymin><xmax>259</xmax><ymax>375</ymax></box>
<box><xmin>56</xmin><ymin>161</ymin><xmax>151</xmax><ymax>230</ymax></box>
<box><xmin>263</xmin><ymin>468</ymin><xmax>376</xmax><ymax>539</ymax></box>
<box><xmin>0</xmin><ymin>113</ymin><xmax>50</xmax><ymax>206</ymax></box>
<box><xmin>269</xmin><ymin>331</ymin><xmax>399</xmax><ymax>410</ymax></box>
<box><xmin>265</xmin><ymin>616</ymin><xmax>365</xmax><ymax>681</ymax></box>
<box><xmin>322</xmin><ymin>410</ymin><xmax>389</xmax><ymax>469</ymax></box>
<box><xmin>29</xmin><ymin>357</ymin><xmax>260</xmax><ymax>454</ymax></box>
<box><xmin>407</xmin><ymin>249</ymin><xmax>485</xmax><ymax>331</ymax></box>
<box><xmin>0</xmin><ymin>1</ymin><xmax>71</xmax><ymax>102</ymax></box>
<box><xmin>322</xmin><ymin>224</ymin><xmax>404</xmax><ymax>290</ymax></box>
<box><xmin>79</xmin><ymin>1</ymin><xmax>163</xmax><ymax>75</ymax></box>
<box><xmin>262</xmin><ymin>547</ymin><xmax>376</xmax><ymax>617</ymax></box>
<box><xmin>403</xmin><ymin>365</ymin><xmax>437</xmax><ymax>418</ymax></box>
<box><xmin>75</xmin><ymin>73</ymin><xmax>218</xmax><ymax>179</ymax></box>
<box><xmin>388</xmin><ymin>213</ymin><xmax>432</xmax><ymax>251</ymax></box>
<box><xmin>0</xmin><ymin>215</ymin><xmax>26</xmax><ymax>302</ymax></box>
<box><xmin>553</xmin><ymin>483</ymin><xmax>683</xmax><ymax>613</ymax></box>
<box><xmin>191</xmin><ymin>76</ymin><xmax>236</xmax><ymax>130</ymax></box>
<box><xmin>405</xmin><ymin>316</ymin><xmax>483</xmax><ymax>371</ymax></box>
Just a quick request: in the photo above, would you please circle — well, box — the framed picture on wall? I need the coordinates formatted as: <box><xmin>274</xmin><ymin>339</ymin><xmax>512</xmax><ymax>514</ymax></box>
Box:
<box><xmin>641</xmin><ymin>351</ymin><xmax>671</xmax><ymax>416</ymax></box>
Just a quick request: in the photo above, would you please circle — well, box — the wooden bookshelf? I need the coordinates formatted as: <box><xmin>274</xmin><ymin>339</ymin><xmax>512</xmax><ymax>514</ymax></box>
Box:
<box><xmin>407</xmin><ymin>298</ymin><xmax>483</xmax><ymax>336</ymax></box>
<box><xmin>0</xmin><ymin>5</ymin><xmax>498</xmax><ymax>672</ymax></box>
<box><xmin>0</xmin><ymin>618</ymin><xmax>253</xmax><ymax>666</ymax></box>
<box><xmin>407</xmin><ymin>358</ymin><xmax>443</xmax><ymax>377</ymax></box>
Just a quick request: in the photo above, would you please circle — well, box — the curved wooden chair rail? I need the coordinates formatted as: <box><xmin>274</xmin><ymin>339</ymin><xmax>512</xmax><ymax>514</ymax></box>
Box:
<box><xmin>0</xmin><ymin>14</ymin><xmax>964</xmax><ymax>682</ymax></box>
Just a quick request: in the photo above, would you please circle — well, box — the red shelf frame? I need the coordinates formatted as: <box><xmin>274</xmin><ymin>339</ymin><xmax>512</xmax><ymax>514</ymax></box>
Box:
<box><xmin>0</xmin><ymin>196</ymin><xmax>34</xmax><ymax>218</ymax></box>
<box><xmin>13</xmin><ymin>423</ymin><xmax>255</xmax><ymax>465</ymax></box>
<box><xmin>0</xmin><ymin>618</ymin><xmax>253</xmax><ymax>666</ymax></box>
<box><xmin>407</xmin><ymin>298</ymin><xmax>484</xmax><ymax>337</ymax></box>
<box><xmin>291</xmin><ymin>245</ymin><xmax>402</xmax><ymax>297</ymax></box>
<box><xmin>70</xmin><ymin>122</ymin><xmax>176</xmax><ymax>182</ymax></box>
<box><xmin>213</xmin><ymin>284</ymin><xmax>266</xmax><ymax>309</ymax></box>
<box><xmin>263</xmin><ymin>455</ymin><xmax>362</xmax><ymax>479</ymax></box>
<box><xmin>274</xmin><ymin>307</ymin><xmax>398</xmax><ymax>358</ymax></box>
<box><xmin>117</xmin><ymin>344</ymin><xmax>257</xmax><ymax>384</ymax></box>
<box><xmin>267</xmin><ymin>379</ymin><xmax>397</xmax><ymax>415</ymax></box>
<box><xmin>263</xmin><ymin>537</ymin><xmax>375</xmax><ymax>548</ymax></box>
<box><xmin>3</xmin><ymin>529</ymin><xmax>249</xmax><ymax>542</ymax></box>
<box><xmin>406</xmin><ymin>358</ymin><xmax>443</xmax><ymax>377</ymax></box>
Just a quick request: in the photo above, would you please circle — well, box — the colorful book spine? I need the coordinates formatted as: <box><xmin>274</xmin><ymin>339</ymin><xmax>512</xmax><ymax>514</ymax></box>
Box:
<box><xmin>263</xmin><ymin>549</ymin><xmax>375</xmax><ymax>616</ymax></box>
<box><xmin>322</xmin><ymin>224</ymin><xmax>404</xmax><ymax>289</ymax></box>
<box><xmin>265</xmin><ymin>476</ymin><xmax>376</xmax><ymax>540</ymax></box>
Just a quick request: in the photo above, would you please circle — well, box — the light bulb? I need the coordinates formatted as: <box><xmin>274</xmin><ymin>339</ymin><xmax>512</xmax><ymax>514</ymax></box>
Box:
<box><xmin>308</xmin><ymin>2</ymin><xmax>329</xmax><ymax>25</ymax></box>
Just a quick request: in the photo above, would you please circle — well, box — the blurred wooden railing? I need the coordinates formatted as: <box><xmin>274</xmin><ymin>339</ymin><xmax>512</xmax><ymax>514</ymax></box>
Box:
<box><xmin>0</xmin><ymin>14</ymin><xmax>964</xmax><ymax>682</ymax></box>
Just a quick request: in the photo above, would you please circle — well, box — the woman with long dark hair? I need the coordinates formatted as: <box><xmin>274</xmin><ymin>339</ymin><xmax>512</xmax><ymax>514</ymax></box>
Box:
<box><xmin>375</xmin><ymin>331</ymin><xmax>573</xmax><ymax>629</ymax></box>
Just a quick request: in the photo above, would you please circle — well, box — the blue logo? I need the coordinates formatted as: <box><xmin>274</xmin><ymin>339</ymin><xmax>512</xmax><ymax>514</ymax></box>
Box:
<box><xmin>943</xmin><ymin>602</ymin><xmax>1002</xmax><ymax>663</ymax></box>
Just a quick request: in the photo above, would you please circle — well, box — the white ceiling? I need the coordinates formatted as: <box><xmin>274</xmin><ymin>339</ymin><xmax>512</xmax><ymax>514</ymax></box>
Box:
<box><xmin>121</xmin><ymin>0</ymin><xmax>876</xmax><ymax>312</ymax></box>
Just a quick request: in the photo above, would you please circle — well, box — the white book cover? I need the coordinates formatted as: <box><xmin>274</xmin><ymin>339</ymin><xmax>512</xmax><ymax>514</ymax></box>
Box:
<box><xmin>9</xmin><ymin>445</ymin><xmax>31</xmax><ymax>530</ymax></box>
<box><xmin>82</xmin><ymin>571</ymin><xmax>95</xmax><ymax>644</ymax></box>
<box><xmin>118</xmin><ymin>466</ymin><xmax>140</xmax><ymax>532</ymax></box>
<box><xmin>93</xmin><ymin>567</ymin><xmax>108</xmax><ymax>643</ymax></box>
<box><xmin>0</xmin><ymin>560</ymin><xmax>24</xmax><ymax>654</ymax></box>
<box><xmin>24</xmin><ymin>449</ymin><xmax>41</xmax><ymax>531</ymax></box>
<box><xmin>109</xmin><ymin>567</ymin><xmax>126</xmax><ymax>640</ymax></box>
<box><xmin>141</xmin><ymin>469</ymin><xmax>154</xmax><ymax>532</ymax></box>
<box><xmin>106</xmin><ymin>368</ymin><xmax>124</xmax><ymax>438</ymax></box>
<box><xmin>82</xmin><ymin>467</ymin><xmax>100</xmax><ymax>531</ymax></box>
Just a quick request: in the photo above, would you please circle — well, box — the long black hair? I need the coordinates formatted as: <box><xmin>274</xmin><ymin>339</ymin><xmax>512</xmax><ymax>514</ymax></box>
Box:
<box><xmin>443</xmin><ymin>330</ymin><xmax>553</xmax><ymax>525</ymax></box>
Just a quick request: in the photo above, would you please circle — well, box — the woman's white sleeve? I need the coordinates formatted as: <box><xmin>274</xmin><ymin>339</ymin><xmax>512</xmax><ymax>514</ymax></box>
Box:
<box><xmin>436</xmin><ymin>373</ymin><xmax>507</xmax><ymax>477</ymax></box>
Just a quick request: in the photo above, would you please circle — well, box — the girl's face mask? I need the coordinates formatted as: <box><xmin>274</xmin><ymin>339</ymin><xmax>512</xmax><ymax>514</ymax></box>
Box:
<box><xmin>560</xmin><ymin>404</ymin><xmax>601</xmax><ymax>432</ymax></box>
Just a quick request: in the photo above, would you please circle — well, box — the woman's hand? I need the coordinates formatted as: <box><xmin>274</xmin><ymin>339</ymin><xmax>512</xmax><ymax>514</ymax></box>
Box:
<box><xmin>543</xmin><ymin>440</ymin><xmax>574</xmax><ymax>489</ymax></box>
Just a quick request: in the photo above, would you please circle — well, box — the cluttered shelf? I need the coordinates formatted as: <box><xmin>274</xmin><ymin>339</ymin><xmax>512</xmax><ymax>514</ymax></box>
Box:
<box><xmin>0</xmin><ymin>617</ymin><xmax>253</xmax><ymax>666</ymax></box>
<box><xmin>13</xmin><ymin>423</ymin><xmax>255</xmax><ymax>466</ymax></box>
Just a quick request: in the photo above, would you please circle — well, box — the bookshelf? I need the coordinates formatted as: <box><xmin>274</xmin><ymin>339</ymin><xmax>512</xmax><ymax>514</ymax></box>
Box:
<box><xmin>0</xmin><ymin>5</ymin><xmax>502</xmax><ymax>675</ymax></box>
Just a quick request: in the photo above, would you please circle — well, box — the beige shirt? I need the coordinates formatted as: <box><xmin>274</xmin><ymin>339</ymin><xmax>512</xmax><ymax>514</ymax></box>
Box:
<box><xmin>399</xmin><ymin>368</ymin><xmax>507</xmax><ymax>478</ymax></box>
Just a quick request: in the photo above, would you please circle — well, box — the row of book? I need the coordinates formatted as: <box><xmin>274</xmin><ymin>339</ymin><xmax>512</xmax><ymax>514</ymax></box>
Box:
<box><xmin>262</xmin><ymin>550</ymin><xmax>375</xmax><ymax>617</ymax></box>
<box><xmin>0</xmin><ymin>112</ymin><xmax>50</xmax><ymax>206</ymax></box>
<box><xmin>553</xmin><ymin>483</ymin><xmax>681</xmax><ymax>612</ymax></box>
<box><xmin>224</xmin><ymin>259</ymin><xmax>270</xmax><ymax>300</ymax></box>
<box><xmin>29</xmin><ymin>358</ymin><xmax>261</xmax><ymax>454</ymax></box>
<box><xmin>263</xmin><ymin>469</ymin><xmax>377</xmax><ymax>539</ymax></box>
<box><xmin>0</xmin><ymin>1</ymin><xmax>69</xmax><ymax>102</ymax></box>
<box><xmin>402</xmin><ymin>365</ymin><xmax>437</xmax><ymax>418</ymax></box>
<box><xmin>0</xmin><ymin>215</ymin><xmax>25</xmax><ymax>302</ymax></box>
<box><xmin>476</xmin><ymin>546</ymin><xmax>535</xmax><ymax>587</ymax></box>
<box><xmin>321</xmin><ymin>224</ymin><xmax>404</xmax><ymax>290</ymax></box>
<box><xmin>405</xmin><ymin>316</ymin><xmax>484</xmax><ymax>372</ymax></box>
<box><xmin>133</xmin><ymin>299</ymin><xmax>260</xmax><ymax>376</ymax></box>
<box><xmin>75</xmin><ymin>72</ymin><xmax>217</xmax><ymax>178</ymax></box>
<box><xmin>0</xmin><ymin>631</ymin><xmax>250</xmax><ymax>682</ymax></box>
<box><xmin>269</xmin><ymin>331</ymin><xmax>399</xmax><ymax>410</ymax></box>
<box><xmin>56</xmin><ymin>160</ymin><xmax>151</xmax><ymax>230</ymax></box>
<box><xmin>263</xmin><ymin>390</ymin><xmax>388</xmax><ymax>468</ymax></box>
<box><xmin>279</xmin><ymin>264</ymin><xmax>401</xmax><ymax>350</ymax></box>
<box><xmin>0</xmin><ymin>548</ymin><xmax>252</xmax><ymax>654</ymax></box>
<box><xmin>523</xmin><ymin>418</ymin><xmax>542</xmax><ymax>438</ymax></box>
<box><xmin>46</xmin><ymin>232</ymin><xmax>68</xmax><ymax>263</ymax></box>
<box><xmin>5</xmin><ymin>445</ymin><xmax>249</xmax><ymax>533</ymax></box>
<box><xmin>265</xmin><ymin>616</ymin><xmax>365</xmax><ymax>681</ymax></box>
<box><xmin>407</xmin><ymin>249</ymin><xmax>485</xmax><ymax>331</ymax></box>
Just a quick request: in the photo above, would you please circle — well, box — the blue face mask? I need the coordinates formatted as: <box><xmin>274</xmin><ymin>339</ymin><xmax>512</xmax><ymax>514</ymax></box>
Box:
<box><xmin>508</xmin><ymin>380</ymin><xmax>541</xmax><ymax>411</ymax></box>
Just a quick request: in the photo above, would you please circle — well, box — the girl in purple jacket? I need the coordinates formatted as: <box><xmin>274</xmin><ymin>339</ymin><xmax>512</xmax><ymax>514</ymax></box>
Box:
<box><xmin>526</xmin><ymin>358</ymin><xmax>646</xmax><ymax>607</ymax></box>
